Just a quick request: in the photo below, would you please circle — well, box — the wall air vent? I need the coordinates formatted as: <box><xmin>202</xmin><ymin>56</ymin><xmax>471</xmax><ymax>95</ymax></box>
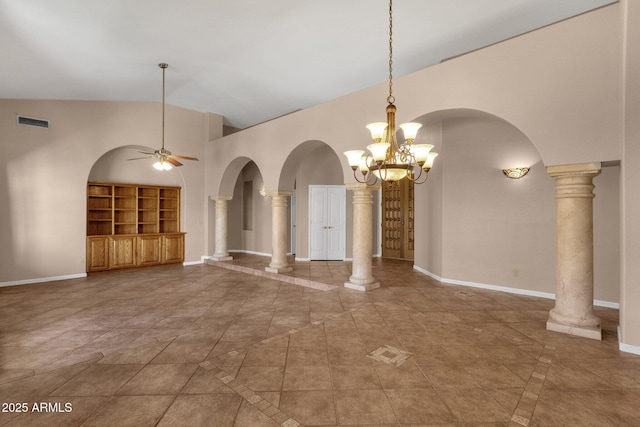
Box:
<box><xmin>17</xmin><ymin>115</ymin><xmax>50</xmax><ymax>129</ymax></box>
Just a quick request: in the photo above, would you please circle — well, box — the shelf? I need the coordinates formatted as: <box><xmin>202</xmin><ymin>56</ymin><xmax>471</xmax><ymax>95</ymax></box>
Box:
<box><xmin>87</xmin><ymin>181</ymin><xmax>180</xmax><ymax>237</ymax></box>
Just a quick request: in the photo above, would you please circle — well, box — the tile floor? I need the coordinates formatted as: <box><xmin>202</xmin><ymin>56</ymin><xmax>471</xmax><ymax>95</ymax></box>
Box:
<box><xmin>0</xmin><ymin>254</ymin><xmax>638</xmax><ymax>426</ymax></box>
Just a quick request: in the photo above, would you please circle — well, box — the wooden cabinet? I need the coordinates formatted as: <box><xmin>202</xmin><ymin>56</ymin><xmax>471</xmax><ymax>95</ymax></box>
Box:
<box><xmin>86</xmin><ymin>182</ymin><xmax>185</xmax><ymax>272</ymax></box>
<box><xmin>86</xmin><ymin>236</ymin><xmax>110</xmax><ymax>272</ymax></box>
<box><xmin>138</xmin><ymin>235</ymin><xmax>162</xmax><ymax>266</ymax></box>
<box><xmin>163</xmin><ymin>233</ymin><xmax>185</xmax><ymax>263</ymax></box>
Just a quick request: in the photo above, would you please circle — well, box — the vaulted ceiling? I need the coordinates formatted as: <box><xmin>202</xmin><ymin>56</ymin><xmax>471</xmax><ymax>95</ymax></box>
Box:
<box><xmin>1</xmin><ymin>0</ymin><xmax>616</xmax><ymax>129</ymax></box>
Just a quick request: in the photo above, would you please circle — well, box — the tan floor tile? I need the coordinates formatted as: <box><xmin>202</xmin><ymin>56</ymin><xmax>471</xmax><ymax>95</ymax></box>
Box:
<box><xmin>80</xmin><ymin>395</ymin><xmax>174</xmax><ymax>427</ymax></box>
<box><xmin>375</xmin><ymin>364</ymin><xmax>432</xmax><ymax>389</ymax></box>
<box><xmin>463</xmin><ymin>363</ymin><xmax>528</xmax><ymax>388</ymax></box>
<box><xmin>385</xmin><ymin>389</ymin><xmax>456</xmax><ymax>424</ymax></box>
<box><xmin>283</xmin><ymin>365</ymin><xmax>332</xmax><ymax>390</ymax></box>
<box><xmin>545</xmin><ymin>361</ymin><xmax>619</xmax><ymax>390</ymax></box>
<box><xmin>151</xmin><ymin>340</ymin><xmax>215</xmax><ymax>364</ymax></box>
<box><xmin>0</xmin><ymin>362</ymin><xmax>93</xmax><ymax>398</ymax></box>
<box><xmin>289</xmin><ymin>327</ymin><xmax>326</xmax><ymax>348</ymax></box>
<box><xmin>437</xmin><ymin>389</ymin><xmax>511</xmax><ymax>423</ymax></box>
<box><xmin>116</xmin><ymin>363</ymin><xmax>197</xmax><ymax>395</ymax></box>
<box><xmin>242</xmin><ymin>347</ymin><xmax>288</xmax><ymax>367</ymax></box>
<box><xmin>157</xmin><ymin>394</ymin><xmax>242</xmax><ymax>427</ymax></box>
<box><xmin>286</xmin><ymin>347</ymin><xmax>329</xmax><ymax>366</ymax></box>
<box><xmin>97</xmin><ymin>341</ymin><xmax>170</xmax><ymax>364</ymax></box>
<box><xmin>257</xmin><ymin>391</ymin><xmax>281</xmax><ymax>408</ymax></box>
<box><xmin>181</xmin><ymin>367</ymin><xmax>235</xmax><ymax>394</ymax></box>
<box><xmin>279</xmin><ymin>390</ymin><xmax>336</xmax><ymax>426</ymax></box>
<box><xmin>50</xmin><ymin>364</ymin><xmax>143</xmax><ymax>396</ymax></box>
<box><xmin>420</xmin><ymin>363</ymin><xmax>480</xmax><ymax>389</ymax></box>
<box><xmin>334</xmin><ymin>389</ymin><xmax>397</xmax><ymax>425</ymax></box>
<box><xmin>235</xmin><ymin>366</ymin><xmax>284</xmax><ymax>391</ymax></box>
<box><xmin>220</xmin><ymin>323</ymin><xmax>270</xmax><ymax>342</ymax></box>
<box><xmin>233</xmin><ymin>400</ymin><xmax>280</xmax><ymax>427</ymax></box>
<box><xmin>532</xmin><ymin>389</ymin><xmax>640</xmax><ymax>426</ymax></box>
<box><xmin>327</xmin><ymin>344</ymin><xmax>372</xmax><ymax>365</ymax></box>
<box><xmin>331</xmin><ymin>365</ymin><xmax>381</xmax><ymax>389</ymax></box>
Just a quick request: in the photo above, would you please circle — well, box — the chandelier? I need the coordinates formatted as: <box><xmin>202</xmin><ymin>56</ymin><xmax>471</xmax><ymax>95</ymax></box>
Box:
<box><xmin>344</xmin><ymin>0</ymin><xmax>438</xmax><ymax>184</ymax></box>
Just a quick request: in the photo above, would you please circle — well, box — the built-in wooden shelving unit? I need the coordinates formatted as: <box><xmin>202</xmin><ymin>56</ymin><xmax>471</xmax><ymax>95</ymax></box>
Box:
<box><xmin>86</xmin><ymin>181</ymin><xmax>184</xmax><ymax>273</ymax></box>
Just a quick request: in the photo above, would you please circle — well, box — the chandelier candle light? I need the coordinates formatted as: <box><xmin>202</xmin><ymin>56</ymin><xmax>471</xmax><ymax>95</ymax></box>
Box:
<box><xmin>344</xmin><ymin>0</ymin><xmax>438</xmax><ymax>185</ymax></box>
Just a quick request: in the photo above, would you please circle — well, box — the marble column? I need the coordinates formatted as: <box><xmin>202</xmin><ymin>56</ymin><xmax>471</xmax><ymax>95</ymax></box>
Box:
<box><xmin>211</xmin><ymin>196</ymin><xmax>233</xmax><ymax>261</ymax></box>
<box><xmin>345</xmin><ymin>183</ymin><xmax>380</xmax><ymax>291</ymax></box>
<box><xmin>547</xmin><ymin>162</ymin><xmax>602</xmax><ymax>340</ymax></box>
<box><xmin>265</xmin><ymin>191</ymin><xmax>293</xmax><ymax>273</ymax></box>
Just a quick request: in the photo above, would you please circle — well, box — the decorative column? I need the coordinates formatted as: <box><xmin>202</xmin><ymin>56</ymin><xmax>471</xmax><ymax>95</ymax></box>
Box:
<box><xmin>265</xmin><ymin>191</ymin><xmax>293</xmax><ymax>273</ymax></box>
<box><xmin>345</xmin><ymin>183</ymin><xmax>380</xmax><ymax>291</ymax></box>
<box><xmin>211</xmin><ymin>196</ymin><xmax>233</xmax><ymax>261</ymax></box>
<box><xmin>547</xmin><ymin>162</ymin><xmax>602</xmax><ymax>340</ymax></box>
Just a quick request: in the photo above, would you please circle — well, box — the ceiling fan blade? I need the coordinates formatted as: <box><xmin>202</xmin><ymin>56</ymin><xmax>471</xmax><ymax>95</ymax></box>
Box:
<box><xmin>138</xmin><ymin>151</ymin><xmax>157</xmax><ymax>155</ymax></box>
<box><xmin>166</xmin><ymin>157</ymin><xmax>183</xmax><ymax>167</ymax></box>
<box><xmin>172</xmin><ymin>155</ymin><xmax>199</xmax><ymax>161</ymax></box>
<box><xmin>127</xmin><ymin>156</ymin><xmax>154</xmax><ymax>161</ymax></box>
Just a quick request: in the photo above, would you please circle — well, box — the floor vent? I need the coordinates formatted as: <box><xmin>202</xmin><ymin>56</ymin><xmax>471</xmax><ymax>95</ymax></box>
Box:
<box><xmin>17</xmin><ymin>115</ymin><xmax>50</xmax><ymax>129</ymax></box>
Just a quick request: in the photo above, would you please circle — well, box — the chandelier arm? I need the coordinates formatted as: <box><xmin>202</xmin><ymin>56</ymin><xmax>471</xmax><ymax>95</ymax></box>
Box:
<box><xmin>408</xmin><ymin>167</ymin><xmax>427</xmax><ymax>184</ymax></box>
<box><xmin>352</xmin><ymin>169</ymin><xmax>368</xmax><ymax>184</ymax></box>
<box><xmin>414</xmin><ymin>169</ymin><xmax>429</xmax><ymax>184</ymax></box>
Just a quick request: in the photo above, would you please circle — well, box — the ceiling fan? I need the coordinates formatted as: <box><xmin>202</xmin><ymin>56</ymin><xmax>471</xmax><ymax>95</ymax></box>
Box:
<box><xmin>128</xmin><ymin>63</ymin><xmax>199</xmax><ymax>170</ymax></box>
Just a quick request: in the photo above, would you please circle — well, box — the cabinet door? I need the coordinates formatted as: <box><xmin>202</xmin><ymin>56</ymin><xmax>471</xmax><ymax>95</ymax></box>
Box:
<box><xmin>138</xmin><ymin>235</ymin><xmax>162</xmax><ymax>266</ymax></box>
<box><xmin>87</xmin><ymin>236</ymin><xmax>110</xmax><ymax>272</ymax></box>
<box><xmin>111</xmin><ymin>236</ymin><xmax>136</xmax><ymax>268</ymax></box>
<box><xmin>163</xmin><ymin>234</ymin><xmax>184</xmax><ymax>264</ymax></box>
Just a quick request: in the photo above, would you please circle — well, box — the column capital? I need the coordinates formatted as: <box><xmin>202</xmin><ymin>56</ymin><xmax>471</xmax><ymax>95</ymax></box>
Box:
<box><xmin>264</xmin><ymin>190</ymin><xmax>293</xmax><ymax>198</ymax></box>
<box><xmin>210</xmin><ymin>195</ymin><xmax>233</xmax><ymax>201</ymax></box>
<box><xmin>345</xmin><ymin>183</ymin><xmax>380</xmax><ymax>192</ymax></box>
<box><xmin>547</xmin><ymin>162</ymin><xmax>601</xmax><ymax>178</ymax></box>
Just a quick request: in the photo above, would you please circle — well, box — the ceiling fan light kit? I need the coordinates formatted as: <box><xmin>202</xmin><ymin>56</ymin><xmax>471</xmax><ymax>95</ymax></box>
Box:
<box><xmin>127</xmin><ymin>63</ymin><xmax>199</xmax><ymax>170</ymax></box>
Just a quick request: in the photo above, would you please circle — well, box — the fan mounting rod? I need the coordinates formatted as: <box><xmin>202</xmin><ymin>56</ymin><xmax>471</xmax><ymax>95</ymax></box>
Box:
<box><xmin>159</xmin><ymin>63</ymin><xmax>168</xmax><ymax>150</ymax></box>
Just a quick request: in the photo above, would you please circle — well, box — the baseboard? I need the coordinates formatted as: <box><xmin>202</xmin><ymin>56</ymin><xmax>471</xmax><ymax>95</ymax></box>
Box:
<box><xmin>228</xmin><ymin>249</ymin><xmax>271</xmax><ymax>257</ymax></box>
<box><xmin>412</xmin><ymin>265</ymin><xmax>619</xmax><ymax>309</ymax></box>
<box><xmin>0</xmin><ymin>273</ymin><xmax>87</xmax><ymax>288</ymax></box>
<box><xmin>618</xmin><ymin>326</ymin><xmax>640</xmax><ymax>355</ymax></box>
<box><xmin>183</xmin><ymin>258</ymin><xmax>205</xmax><ymax>266</ymax></box>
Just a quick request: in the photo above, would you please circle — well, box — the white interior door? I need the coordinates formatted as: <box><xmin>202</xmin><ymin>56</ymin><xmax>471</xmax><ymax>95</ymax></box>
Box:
<box><xmin>309</xmin><ymin>185</ymin><xmax>345</xmax><ymax>260</ymax></box>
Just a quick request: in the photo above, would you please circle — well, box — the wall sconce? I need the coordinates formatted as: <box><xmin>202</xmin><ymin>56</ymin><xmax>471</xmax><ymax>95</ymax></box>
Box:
<box><xmin>259</xmin><ymin>188</ymin><xmax>267</xmax><ymax>197</ymax></box>
<box><xmin>502</xmin><ymin>167</ymin><xmax>530</xmax><ymax>179</ymax></box>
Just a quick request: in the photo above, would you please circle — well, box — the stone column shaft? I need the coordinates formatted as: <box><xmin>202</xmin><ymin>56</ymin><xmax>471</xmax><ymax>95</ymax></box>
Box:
<box><xmin>547</xmin><ymin>162</ymin><xmax>602</xmax><ymax>340</ymax></box>
<box><xmin>211</xmin><ymin>196</ymin><xmax>233</xmax><ymax>261</ymax></box>
<box><xmin>266</xmin><ymin>191</ymin><xmax>293</xmax><ymax>273</ymax></box>
<box><xmin>345</xmin><ymin>183</ymin><xmax>380</xmax><ymax>291</ymax></box>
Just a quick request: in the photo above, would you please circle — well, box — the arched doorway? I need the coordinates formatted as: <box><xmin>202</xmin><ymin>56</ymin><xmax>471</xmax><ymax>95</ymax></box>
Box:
<box><xmin>381</xmin><ymin>179</ymin><xmax>415</xmax><ymax>260</ymax></box>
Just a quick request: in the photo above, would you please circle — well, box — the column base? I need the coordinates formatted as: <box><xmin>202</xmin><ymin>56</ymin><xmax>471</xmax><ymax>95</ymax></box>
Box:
<box><xmin>344</xmin><ymin>281</ymin><xmax>380</xmax><ymax>292</ymax></box>
<box><xmin>265</xmin><ymin>266</ymin><xmax>293</xmax><ymax>274</ymax></box>
<box><xmin>211</xmin><ymin>255</ymin><xmax>233</xmax><ymax>261</ymax></box>
<box><xmin>546</xmin><ymin>318</ymin><xmax>602</xmax><ymax>340</ymax></box>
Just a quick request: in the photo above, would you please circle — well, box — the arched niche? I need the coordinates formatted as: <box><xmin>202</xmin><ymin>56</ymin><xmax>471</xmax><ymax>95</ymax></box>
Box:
<box><xmin>88</xmin><ymin>145</ymin><xmax>184</xmax><ymax>187</ymax></box>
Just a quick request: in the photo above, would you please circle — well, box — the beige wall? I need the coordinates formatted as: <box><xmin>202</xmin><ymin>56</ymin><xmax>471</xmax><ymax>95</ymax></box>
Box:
<box><xmin>228</xmin><ymin>161</ymin><xmax>272</xmax><ymax>255</ymax></box>
<box><xmin>0</xmin><ymin>100</ymin><xmax>221</xmax><ymax>283</ymax></box>
<box><xmin>621</xmin><ymin>0</ymin><xmax>640</xmax><ymax>348</ymax></box>
<box><xmin>412</xmin><ymin>114</ymin><xmax>620</xmax><ymax>303</ymax></box>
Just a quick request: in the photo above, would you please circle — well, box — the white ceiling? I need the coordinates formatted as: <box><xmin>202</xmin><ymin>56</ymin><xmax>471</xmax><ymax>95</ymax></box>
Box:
<box><xmin>1</xmin><ymin>0</ymin><xmax>615</xmax><ymax>129</ymax></box>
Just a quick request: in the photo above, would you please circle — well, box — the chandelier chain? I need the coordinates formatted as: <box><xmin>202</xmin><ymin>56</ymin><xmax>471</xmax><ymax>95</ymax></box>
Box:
<box><xmin>387</xmin><ymin>0</ymin><xmax>394</xmax><ymax>104</ymax></box>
